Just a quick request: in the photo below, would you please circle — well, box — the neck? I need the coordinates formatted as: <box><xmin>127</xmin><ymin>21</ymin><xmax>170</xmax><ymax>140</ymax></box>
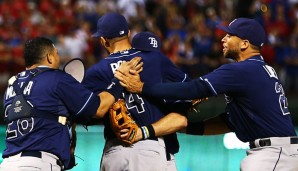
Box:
<box><xmin>26</xmin><ymin>63</ymin><xmax>51</xmax><ymax>70</ymax></box>
<box><xmin>109</xmin><ymin>39</ymin><xmax>132</xmax><ymax>54</ymax></box>
<box><xmin>238</xmin><ymin>51</ymin><xmax>261</xmax><ymax>62</ymax></box>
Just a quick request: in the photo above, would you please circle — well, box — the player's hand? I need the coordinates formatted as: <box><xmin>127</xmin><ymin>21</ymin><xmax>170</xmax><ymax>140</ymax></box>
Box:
<box><xmin>117</xmin><ymin>56</ymin><xmax>143</xmax><ymax>75</ymax></box>
<box><xmin>115</xmin><ymin>69</ymin><xmax>144</xmax><ymax>93</ymax></box>
<box><xmin>119</xmin><ymin>128</ymin><xmax>142</xmax><ymax>142</ymax></box>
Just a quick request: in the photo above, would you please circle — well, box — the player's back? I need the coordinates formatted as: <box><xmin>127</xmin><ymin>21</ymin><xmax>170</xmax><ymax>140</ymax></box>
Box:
<box><xmin>3</xmin><ymin>69</ymin><xmax>76</xmax><ymax>166</ymax></box>
<box><xmin>83</xmin><ymin>48</ymin><xmax>186</xmax><ymax>137</ymax></box>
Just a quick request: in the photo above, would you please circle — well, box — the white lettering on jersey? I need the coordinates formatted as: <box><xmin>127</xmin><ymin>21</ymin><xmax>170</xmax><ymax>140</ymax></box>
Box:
<box><xmin>275</xmin><ymin>82</ymin><xmax>285</xmax><ymax>94</ymax></box>
<box><xmin>5</xmin><ymin>86</ymin><xmax>16</xmax><ymax>100</ymax></box>
<box><xmin>275</xmin><ymin>82</ymin><xmax>290</xmax><ymax>115</ymax></box>
<box><xmin>23</xmin><ymin>81</ymin><xmax>33</xmax><ymax>95</ymax></box>
<box><xmin>149</xmin><ymin>37</ymin><xmax>158</xmax><ymax>48</ymax></box>
<box><xmin>263</xmin><ymin>65</ymin><xmax>278</xmax><ymax>80</ymax></box>
<box><xmin>5</xmin><ymin>81</ymin><xmax>34</xmax><ymax>100</ymax></box>
<box><xmin>110</xmin><ymin>60</ymin><xmax>125</xmax><ymax>73</ymax></box>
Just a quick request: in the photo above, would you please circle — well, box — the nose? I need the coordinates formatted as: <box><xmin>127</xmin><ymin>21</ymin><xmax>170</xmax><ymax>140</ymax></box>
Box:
<box><xmin>221</xmin><ymin>35</ymin><xmax>227</xmax><ymax>42</ymax></box>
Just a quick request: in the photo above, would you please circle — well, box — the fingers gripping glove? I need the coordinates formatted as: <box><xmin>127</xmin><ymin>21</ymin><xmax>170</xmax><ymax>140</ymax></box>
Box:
<box><xmin>109</xmin><ymin>99</ymin><xmax>138</xmax><ymax>145</ymax></box>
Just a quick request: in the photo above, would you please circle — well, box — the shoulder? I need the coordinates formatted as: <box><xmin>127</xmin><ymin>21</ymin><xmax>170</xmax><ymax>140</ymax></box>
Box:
<box><xmin>45</xmin><ymin>69</ymin><xmax>70</xmax><ymax>78</ymax></box>
<box><xmin>215</xmin><ymin>62</ymin><xmax>242</xmax><ymax>72</ymax></box>
<box><xmin>39</xmin><ymin>69</ymin><xmax>78</xmax><ymax>84</ymax></box>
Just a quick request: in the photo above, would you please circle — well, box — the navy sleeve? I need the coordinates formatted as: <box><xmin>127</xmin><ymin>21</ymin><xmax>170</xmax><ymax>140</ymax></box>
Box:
<box><xmin>82</xmin><ymin>66</ymin><xmax>109</xmax><ymax>94</ymax></box>
<box><xmin>200</xmin><ymin>63</ymin><xmax>245</xmax><ymax>95</ymax></box>
<box><xmin>160</xmin><ymin>53</ymin><xmax>190</xmax><ymax>82</ymax></box>
<box><xmin>56</xmin><ymin>74</ymin><xmax>100</xmax><ymax>118</ymax></box>
<box><xmin>142</xmin><ymin>78</ymin><xmax>213</xmax><ymax>100</ymax></box>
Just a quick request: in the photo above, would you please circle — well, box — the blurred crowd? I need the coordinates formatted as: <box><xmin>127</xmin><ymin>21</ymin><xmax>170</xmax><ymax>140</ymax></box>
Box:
<box><xmin>0</xmin><ymin>0</ymin><xmax>298</xmax><ymax>96</ymax></box>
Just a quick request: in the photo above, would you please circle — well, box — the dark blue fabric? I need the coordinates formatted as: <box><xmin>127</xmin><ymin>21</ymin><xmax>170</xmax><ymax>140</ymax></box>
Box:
<box><xmin>3</xmin><ymin>67</ymin><xmax>100</xmax><ymax>169</ymax></box>
<box><xmin>82</xmin><ymin>49</ymin><xmax>189</xmax><ymax>153</ymax></box>
<box><xmin>143</xmin><ymin>55</ymin><xmax>296</xmax><ymax>142</ymax></box>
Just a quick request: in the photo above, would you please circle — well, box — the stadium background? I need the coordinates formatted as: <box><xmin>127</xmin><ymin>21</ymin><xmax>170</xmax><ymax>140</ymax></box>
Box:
<box><xmin>0</xmin><ymin>0</ymin><xmax>298</xmax><ymax>170</ymax></box>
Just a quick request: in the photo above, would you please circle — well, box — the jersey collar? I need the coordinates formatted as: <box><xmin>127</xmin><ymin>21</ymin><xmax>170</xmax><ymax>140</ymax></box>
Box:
<box><xmin>246</xmin><ymin>55</ymin><xmax>264</xmax><ymax>63</ymax></box>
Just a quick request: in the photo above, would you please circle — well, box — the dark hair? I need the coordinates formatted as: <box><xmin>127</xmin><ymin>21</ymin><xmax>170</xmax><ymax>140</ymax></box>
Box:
<box><xmin>24</xmin><ymin>37</ymin><xmax>55</xmax><ymax>67</ymax></box>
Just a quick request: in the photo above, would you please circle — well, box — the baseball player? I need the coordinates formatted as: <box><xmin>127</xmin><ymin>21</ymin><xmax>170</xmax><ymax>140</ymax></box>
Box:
<box><xmin>0</xmin><ymin>37</ymin><xmax>131</xmax><ymax>171</ymax></box>
<box><xmin>82</xmin><ymin>13</ymin><xmax>190</xmax><ymax>171</ymax></box>
<box><xmin>115</xmin><ymin>18</ymin><xmax>298</xmax><ymax>171</ymax></box>
<box><xmin>131</xmin><ymin>31</ymin><xmax>196</xmax><ymax>170</ymax></box>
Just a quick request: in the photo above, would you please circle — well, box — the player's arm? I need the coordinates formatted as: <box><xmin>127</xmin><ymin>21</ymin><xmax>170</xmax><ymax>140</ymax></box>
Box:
<box><xmin>130</xmin><ymin>112</ymin><xmax>188</xmax><ymax>142</ymax></box>
<box><xmin>115</xmin><ymin>69</ymin><xmax>212</xmax><ymax>100</ymax></box>
<box><xmin>94</xmin><ymin>87</ymin><xmax>121</xmax><ymax>118</ymax></box>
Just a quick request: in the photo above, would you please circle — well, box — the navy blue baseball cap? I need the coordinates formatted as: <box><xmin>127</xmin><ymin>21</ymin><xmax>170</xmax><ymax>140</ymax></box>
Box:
<box><xmin>132</xmin><ymin>32</ymin><xmax>161</xmax><ymax>52</ymax></box>
<box><xmin>92</xmin><ymin>12</ymin><xmax>129</xmax><ymax>39</ymax></box>
<box><xmin>217</xmin><ymin>18</ymin><xmax>266</xmax><ymax>47</ymax></box>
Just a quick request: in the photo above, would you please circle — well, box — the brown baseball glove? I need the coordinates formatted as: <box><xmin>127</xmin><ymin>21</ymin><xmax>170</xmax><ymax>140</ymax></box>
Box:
<box><xmin>109</xmin><ymin>99</ymin><xmax>138</xmax><ymax>145</ymax></box>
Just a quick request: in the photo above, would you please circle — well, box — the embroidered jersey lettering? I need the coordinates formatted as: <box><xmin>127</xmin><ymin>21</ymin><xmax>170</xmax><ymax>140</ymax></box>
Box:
<box><xmin>110</xmin><ymin>60</ymin><xmax>125</xmax><ymax>73</ymax></box>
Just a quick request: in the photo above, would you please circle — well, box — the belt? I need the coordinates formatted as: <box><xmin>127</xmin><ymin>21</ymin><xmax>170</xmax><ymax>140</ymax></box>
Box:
<box><xmin>21</xmin><ymin>151</ymin><xmax>42</xmax><ymax>158</ymax></box>
<box><xmin>107</xmin><ymin>136</ymin><xmax>158</xmax><ymax>142</ymax></box>
<box><xmin>249</xmin><ymin>137</ymin><xmax>298</xmax><ymax>149</ymax></box>
<box><xmin>19</xmin><ymin>151</ymin><xmax>64</xmax><ymax>169</ymax></box>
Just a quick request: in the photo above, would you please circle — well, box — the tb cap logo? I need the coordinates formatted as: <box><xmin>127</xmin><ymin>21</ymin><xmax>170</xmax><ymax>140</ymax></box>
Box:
<box><xmin>149</xmin><ymin>37</ymin><xmax>158</xmax><ymax>48</ymax></box>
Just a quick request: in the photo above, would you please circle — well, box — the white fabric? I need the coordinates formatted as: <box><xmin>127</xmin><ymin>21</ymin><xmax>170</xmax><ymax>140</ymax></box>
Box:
<box><xmin>0</xmin><ymin>151</ymin><xmax>61</xmax><ymax>171</ymax></box>
<box><xmin>241</xmin><ymin>137</ymin><xmax>298</xmax><ymax>171</ymax></box>
<box><xmin>100</xmin><ymin>137</ymin><xmax>167</xmax><ymax>171</ymax></box>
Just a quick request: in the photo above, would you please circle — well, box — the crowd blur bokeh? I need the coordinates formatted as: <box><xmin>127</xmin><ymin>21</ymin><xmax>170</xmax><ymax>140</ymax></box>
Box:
<box><xmin>0</xmin><ymin>0</ymin><xmax>298</xmax><ymax>97</ymax></box>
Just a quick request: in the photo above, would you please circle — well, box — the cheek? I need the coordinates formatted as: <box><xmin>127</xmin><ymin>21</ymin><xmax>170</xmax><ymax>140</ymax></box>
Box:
<box><xmin>227</xmin><ymin>41</ymin><xmax>239</xmax><ymax>51</ymax></box>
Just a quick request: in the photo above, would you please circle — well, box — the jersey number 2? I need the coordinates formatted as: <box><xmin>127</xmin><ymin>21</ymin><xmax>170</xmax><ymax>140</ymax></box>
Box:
<box><xmin>264</xmin><ymin>65</ymin><xmax>290</xmax><ymax>115</ymax></box>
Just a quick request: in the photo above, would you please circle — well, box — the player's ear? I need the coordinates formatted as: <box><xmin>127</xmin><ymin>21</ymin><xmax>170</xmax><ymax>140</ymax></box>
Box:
<box><xmin>46</xmin><ymin>53</ymin><xmax>53</xmax><ymax>64</ymax></box>
<box><xmin>100</xmin><ymin>37</ymin><xmax>110</xmax><ymax>47</ymax></box>
<box><xmin>240</xmin><ymin>40</ymin><xmax>249</xmax><ymax>50</ymax></box>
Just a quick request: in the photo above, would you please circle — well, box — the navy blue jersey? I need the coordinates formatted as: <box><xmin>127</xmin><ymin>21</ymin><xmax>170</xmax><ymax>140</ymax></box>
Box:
<box><xmin>82</xmin><ymin>49</ymin><xmax>188</xmax><ymax>146</ymax></box>
<box><xmin>142</xmin><ymin>56</ymin><xmax>296</xmax><ymax>142</ymax></box>
<box><xmin>3</xmin><ymin>67</ymin><xmax>100</xmax><ymax>168</ymax></box>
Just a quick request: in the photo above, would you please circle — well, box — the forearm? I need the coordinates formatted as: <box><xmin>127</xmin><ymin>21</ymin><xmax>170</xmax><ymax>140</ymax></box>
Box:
<box><xmin>142</xmin><ymin>79</ymin><xmax>212</xmax><ymax>100</ymax></box>
<box><xmin>134</xmin><ymin>112</ymin><xmax>188</xmax><ymax>142</ymax></box>
<box><xmin>94</xmin><ymin>78</ymin><xmax>123</xmax><ymax>118</ymax></box>
<box><xmin>152</xmin><ymin>112</ymin><xmax>188</xmax><ymax>137</ymax></box>
<box><xmin>94</xmin><ymin>91</ymin><xmax>115</xmax><ymax>118</ymax></box>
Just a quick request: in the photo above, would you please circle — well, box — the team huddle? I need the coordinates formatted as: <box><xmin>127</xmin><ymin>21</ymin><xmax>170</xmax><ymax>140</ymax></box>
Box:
<box><xmin>1</xmin><ymin>12</ymin><xmax>298</xmax><ymax>171</ymax></box>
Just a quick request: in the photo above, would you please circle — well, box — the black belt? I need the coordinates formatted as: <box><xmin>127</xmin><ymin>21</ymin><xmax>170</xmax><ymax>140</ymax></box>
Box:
<box><xmin>20</xmin><ymin>151</ymin><xmax>64</xmax><ymax>169</ymax></box>
<box><xmin>106</xmin><ymin>136</ymin><xmax>158</xmax><ymax>142</ymax></box>
<box><xmin>21</xmin><ymin>151</ymin><xmax>42</xmax><ymax>158</ymax></box>
<box><xmin>249</xmin><ymin>137</ymin><xmax>298</xmax><ymax>149</ymax></box>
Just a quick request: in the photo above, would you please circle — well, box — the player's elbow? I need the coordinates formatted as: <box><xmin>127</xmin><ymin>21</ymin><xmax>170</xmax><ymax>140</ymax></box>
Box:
<box><xmin>178</xmin><ymin>115</ymin><xmax>188</xmax><ymax>130</ymax></box>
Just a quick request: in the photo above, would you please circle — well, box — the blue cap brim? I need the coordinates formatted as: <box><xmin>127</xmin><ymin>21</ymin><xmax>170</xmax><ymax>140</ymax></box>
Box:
<box><xmin>91</xmin><ymin>32</ymin><xmax>102</xmax><ymax>38</ymax></box>
<box><xmin>216</xmin><ymin>25</ymin><xmax>235</xmax><ymax>35</ymax></box>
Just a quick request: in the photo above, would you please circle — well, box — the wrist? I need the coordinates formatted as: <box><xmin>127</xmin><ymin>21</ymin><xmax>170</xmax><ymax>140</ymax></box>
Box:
<box><xmin>135</xmin><ymin>128</ymin><xmax>143</xmax><ymax>142</ymax></box>
<box><xmin>106</xmin><ymin>78</ymin><xmax>123</xmax><ymax>100</ymax></box>
<box><xmin>140</xmin><ymin>124</ymin><xmax>155</xmax><ymax>140</ymax></box>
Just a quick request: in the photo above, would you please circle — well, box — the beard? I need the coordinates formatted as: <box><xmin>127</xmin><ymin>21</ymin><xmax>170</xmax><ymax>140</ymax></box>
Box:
<box><xmin>224</xmin><ymin>49</ymin><xmax>239</xmax><ymax>61</ymax></box>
